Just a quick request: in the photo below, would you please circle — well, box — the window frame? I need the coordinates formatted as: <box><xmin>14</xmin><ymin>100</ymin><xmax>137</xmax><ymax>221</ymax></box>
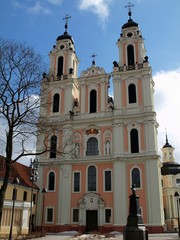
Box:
<box><xmin>57</xmin><ymin>56</ymin><xmax>64</xmax><ymax>77</ymax></box>
<box><xmin>130</xmin><ymin>128</ymin><xmax>139</xmax><ymax>153</ymax></box>
<box><xmin>73</xmin><ymin>171</ymin><xmax>81</xmax><ymax>193</ymax></box>
<box><xmin>127</xmin><ymin>44</ymin><xmax>135</xmax><ymax>66</ymax></box>
<box><xmin>89</xmin><ymin>89</ymin><xmax>97</xmax><ymax>113</ymax></box>
<box><xmin>128</xmin><ymin>83</ymin><xmax>137</xmax><ymax>104</ymax></box>
<box><xmin>87</xmin><ymin>165</ymin><xmax>97</xmax><ymax>192</ymax></box>
<box><xmin>46</xmin><ymin>207</ymin><xmax>54</xmax><ymax>223</ymax></box>
<box><xmin>48</xmin><ymin>171</ymin><xmax>55</xmax><ymax>191</ymax></box>
<box><xmin>52</xmin><ymin>93</ymin><xmax>60</xmax><ymax>113</ymax></box>
<box><xmin>105</xmin><ymin>208</ymin><xmax>112</xmax><ymax>224</ymax></box>
<box><xmin>86</xmin><ymin>137</ymin><xmax>99</xmax><ymax>156</ymax></box>
<box><xmin>72</xmin><ymin>208</ymin><xmax>79</xmax><ymax>223</ymax></box>
<box><xmin>104</xmin><ymin>170</ymin><xmax>112</xmax><ymax>192</ymax></box>
<box><xmin>50</xmin><ymin>135</ymin><xmax>57</xmax><ymax>158</ymax></box>
<box><xmin>23</xmin><ymin>191</ymin><xmax>27</xmax><ymax>201</ymax></box>
<box><xmin>130</xmin><ymin>167</ymin><xmax>142</xmax><ymax>189</ymax></box>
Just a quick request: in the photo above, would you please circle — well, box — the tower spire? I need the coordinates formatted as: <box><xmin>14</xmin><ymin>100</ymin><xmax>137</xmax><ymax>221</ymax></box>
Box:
<box><xmin>165</xmin><ymin>127</ymin><xmax>168</xmax><ymax>145</ymax></box>
<box><xmin>125</xmin><ymin>2</ymin><xmax>135</xmax><ymax>19</ymax></box>
<box><xmin>63</xmin><ymin>14</ymin><xmax>72</xmax><ymax>33</ymax></box>
<box><xmin>163</xmin><ymin>128</ymin><xmax>172</xmax><ymax>148</ymax></box>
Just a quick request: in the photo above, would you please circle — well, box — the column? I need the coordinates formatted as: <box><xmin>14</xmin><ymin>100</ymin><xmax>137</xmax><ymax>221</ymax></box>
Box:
<box><xmin>100</xmin><ymin>80</ymin><xmax>106</xmax><ymax>112</ymax></box>
<box><xmin>112</xmin><ymin>121</ymin><xmax>123</xmax><ymax>157</ymax></box>
<box><xmin>113</xmin><ymin>160</ymin><xmax>127</xmax><ymax>225</ymax></box>
<box><xmin>80</xmin><ymin>83</ymin><xmax>86</xmax><ymax>113</ymax></box>
<box><xmin>58</xmin><ymin>165</ymin><xmax>72</xmax><ymax>224</ymax></box>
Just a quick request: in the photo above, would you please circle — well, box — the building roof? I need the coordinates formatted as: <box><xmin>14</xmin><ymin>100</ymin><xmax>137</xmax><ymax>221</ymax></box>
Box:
<box><xmin>0</xmin><ymin>155</ymin><xmax>39</xmax><ymax>190</ymax></box>
<box><xmin>122</xmin><ymin>18</ymin><xmax>138</xmax><ymax>29</ymax></box>
<box><xmin>122</xmin><ymin>6</ymin><xmax>138</xmax><ymax>29</ymax></box>
<box><xmin>161</xmin><ymin>162</ymin><xmax>180</xmax><ymax>175</ymax></box>
<box><xmin>56</xmin><ymin>31</ymin><xmax>74</xmax><ymax>44</ymax></box>
<box><xmin>162</xmin><ymin>135</ymin><xmax>173</xmax><ymax>148</ymax></box>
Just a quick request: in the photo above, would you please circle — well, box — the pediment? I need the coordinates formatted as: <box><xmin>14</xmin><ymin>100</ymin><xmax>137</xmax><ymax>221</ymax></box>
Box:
<box><xmin>80</xmin><ymin>65</ymin><xmax>105</xmax><ymax>78</ymax></box>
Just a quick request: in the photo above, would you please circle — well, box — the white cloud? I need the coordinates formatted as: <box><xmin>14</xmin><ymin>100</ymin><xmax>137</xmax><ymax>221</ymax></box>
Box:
<box><xmin>154</xmin><ymin>68</ymin><xmax>180</xmax><ymax>162</ymax></box>
<box><xmin>27</xmin><ymin>2</ymin><xmax>51</xmax><ymax>15</ymax></box>
<box><xmin>78</xmin><ymin>0</ymin><xmax>112</xmax><ymax>25</ymax></box>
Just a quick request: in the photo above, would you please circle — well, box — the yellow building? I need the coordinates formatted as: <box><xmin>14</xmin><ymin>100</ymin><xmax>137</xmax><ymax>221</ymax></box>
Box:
<box><xmin>0</xmin><ymin>155</ymin><xmax>39</xmax><ymax>238</ymax></box>
<box><xmin>161</xmin><ymin>136</ymin><xmax>180</xmax><ymax>231</ymax></box>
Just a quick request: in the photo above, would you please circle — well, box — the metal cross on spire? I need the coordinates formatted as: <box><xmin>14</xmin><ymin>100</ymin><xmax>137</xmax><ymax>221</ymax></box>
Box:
<box><xmin>125</xmin><ymin>2</ymin><xmax>135</xmax><ymax>19</ymax></box>
<box><xmin>63</xmin><ymin>14</ymin><xmax>72</xmax><ymax>32</ymax></box>
<box><xmin>90</xmin><ymin>53</ymin><xmax>98</xmax><ymax>65</ymax></box>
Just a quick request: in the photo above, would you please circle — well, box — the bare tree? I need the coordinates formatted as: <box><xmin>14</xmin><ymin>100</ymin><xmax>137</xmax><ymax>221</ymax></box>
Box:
<box><xmin>0</xmin><ymin>38</ymin><xmax>48</xmax><ymax>225</ymax></box>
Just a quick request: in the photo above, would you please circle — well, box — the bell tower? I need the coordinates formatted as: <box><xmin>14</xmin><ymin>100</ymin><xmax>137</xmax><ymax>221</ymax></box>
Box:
<box><xmin>49</xmin><ymin>14</ymin><xmax>79</xmax><ymax>80</ymax></box>
<box><xmin>112</xmin><ymin>3</ymin><xmax>164</xmax><ymax>231</ymax></box>
<box><xmin>40</xmin><ymin>15</ymin><xmax>79</xmax><ymax>117</ymax></box>
<box><xmin>161</xmin><ymin>134</ymin><xmax>175</xmax><ymax>163</ymax></box>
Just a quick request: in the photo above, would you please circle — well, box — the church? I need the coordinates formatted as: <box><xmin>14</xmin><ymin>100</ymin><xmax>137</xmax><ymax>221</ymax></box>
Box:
<box><xmin>35</xmin><ymin>6</ymin><xmax>164</xmax><ymax>233</ymax></box>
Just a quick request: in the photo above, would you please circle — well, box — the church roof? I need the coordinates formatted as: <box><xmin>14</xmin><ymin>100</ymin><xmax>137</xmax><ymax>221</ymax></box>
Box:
<box><xmin>122</xmin><ymin>18</ymin><xmax>138</xmax><ymax>29</ymax></box>
<box><xmin>162</xmin><ymin>135</ymin><xmax>173</xmax><ymax>148</ymax></box>
<box><xmin>57</xmin><ymin>15</ymin><xmax>74</xmax><ymax>44</ymax></box>
<box><xmin>56</xmin><ymin>31</ymin><xmax>74</xmax><ymax>44</ymax></box>
<box><xmin>161</xmin><ymin>162</ymin><xmax>180</xmax><ymax>175</ymax></box>
<box><xmin>122</xmin><ymin>4</ymin><xmax>138</xmax><ymax>29</ymax></box>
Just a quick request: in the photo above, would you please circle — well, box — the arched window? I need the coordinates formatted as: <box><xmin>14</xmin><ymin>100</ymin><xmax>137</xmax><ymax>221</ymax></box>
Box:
<box><xmin>88</xmin><ymin>166</ymin><xmax>96</xmax><ymax>191</ymax></box>
<box><xmin>57</xmin><ymin>56</ymin><xmax>63</xmax><ymax>77</ymax></box>
<box><xmin>128</xmin><ymin>84</ymin><xmax>136</xmax><ymax>103</ymax></box>
<box><xmin>90</xmin><ymin>90</ymin><xmax>97</xmax><ymax>113</ymax></box>
<box><xmin>48</xmin><ymin>172</ymin><xmax>55</xmax><ymax>190</ymax></box>
<box><xmin>127</xmin><ymin>45</ymin><xmax>135</xmax><ymax>66</ymax></box>
<box><xmin>53</xmin><ymin>93</ymin><xmax>60</xmax><ymax>112</ymax></box>
<box><xmin>130</xmin><ymin>129</ymin><xmax>139</xmax><ymax>153</ymax></box>
<box><xmin>50</xmin><ymin>135</ymin><xmax>57</xmax><ymax>158</ymax></box>
<box><xmin>131</xmin><ymin>168</ymin><xmax>141</xmax><ymax>188</ymax></box>
<box><xmin>86</xmin><ymin>137</ymin><xmax>99</xmax><ymax>156</ymax></box>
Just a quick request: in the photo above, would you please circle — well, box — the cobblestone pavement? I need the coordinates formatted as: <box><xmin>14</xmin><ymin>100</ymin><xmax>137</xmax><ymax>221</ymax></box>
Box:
<box><xmin>32</xmin><ymin>232</ymin><xmax>180</xmax><ymax>240</ymax></box>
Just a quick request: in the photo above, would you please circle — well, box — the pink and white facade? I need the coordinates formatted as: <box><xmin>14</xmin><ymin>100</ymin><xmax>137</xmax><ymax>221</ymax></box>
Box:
<box><xmin>36</xmin><ymin>12</ymin><xmax>164</xmax><ymax>233</ymax></box>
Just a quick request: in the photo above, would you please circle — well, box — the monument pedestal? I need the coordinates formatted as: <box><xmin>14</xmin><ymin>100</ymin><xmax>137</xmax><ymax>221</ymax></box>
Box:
<box><xmin>123</xmin><ymin>225</ymin><xmax>148</xmax><ymax>240</ymax></box>
<box><xmin>123</xmin><ymin>185</ymin><xmax>148</xmax><ymax>240</ymax></box>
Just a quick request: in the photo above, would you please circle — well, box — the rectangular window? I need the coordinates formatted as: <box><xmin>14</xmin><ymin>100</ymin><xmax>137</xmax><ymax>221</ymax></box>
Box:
<box><xmin>73</xmin><ymin>209</ymin><xmax>79</xmax><ymax>222</ymax></box>
<box><xmin>47</xmin><ymin>208</ymin><xmax>53</xmax><ymax>223</ymax></box>
<box><xmin>105</xmin><ymin>209</ymin><xmax>111</xmax><ymax>223</ymax></box>
<box><xmin>33</xmin><ymin>193</ymin><xmax>36</xmax><ymax>204</ymax></box>
<box><xmin>105</xmin><ymin>170</ymin><xmax>112</xmax><ymax>191</ymax></box>
<box><xmin>74</xmin><ymin>172</ymin><xmax>80</xmax><ymax>192</ymax></box>
<box><xmin>23</xmin><ymin>191</ymin><xmax>27</xmax><ymax>201</ymax></box>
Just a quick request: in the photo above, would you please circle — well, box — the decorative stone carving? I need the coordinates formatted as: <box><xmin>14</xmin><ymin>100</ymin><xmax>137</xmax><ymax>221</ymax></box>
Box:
<box><xmin>78</xmin><ymin>193</ymin><xmax>105</xmax><ymax>210</ymax></box>
<box><xmin>80</xmin><ymin>65</ymin><xmax>106</xmax><ymax>78</ymax></box>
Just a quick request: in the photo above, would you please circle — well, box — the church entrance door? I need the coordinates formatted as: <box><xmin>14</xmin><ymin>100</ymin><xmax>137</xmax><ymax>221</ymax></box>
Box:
<box><xmin>86</xmin><ymin>210</ymin><xmax>98</xmax><ymax>232</ymax></box>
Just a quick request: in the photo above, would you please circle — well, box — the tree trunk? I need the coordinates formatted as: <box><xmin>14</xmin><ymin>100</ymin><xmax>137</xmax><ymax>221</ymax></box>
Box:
<box><xmin>0</xmin><ymin>131</ymin><xmax>13</xmax><ymax>226</ymax></box>
<box><xmin>0</xmin><ymin>160</ymin><xmax>11</xmax><ymax>226</ymax></box>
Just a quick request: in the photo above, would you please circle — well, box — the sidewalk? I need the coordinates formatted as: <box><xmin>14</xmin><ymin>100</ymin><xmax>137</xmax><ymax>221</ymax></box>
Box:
<box><xmin>32</xmin><ymin>232</ymin><xmax>180</xmax><ymax>240</ymax></box>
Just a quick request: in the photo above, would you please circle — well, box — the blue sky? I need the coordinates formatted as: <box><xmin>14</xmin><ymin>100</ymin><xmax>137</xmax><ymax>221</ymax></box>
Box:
<box><xmin>0</xmin><ymin>0</ymin><xmax>180</xmax><ymax>163</ymax></box>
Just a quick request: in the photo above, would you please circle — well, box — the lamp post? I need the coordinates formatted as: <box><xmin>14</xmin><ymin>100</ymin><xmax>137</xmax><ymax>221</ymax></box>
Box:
<box><xmin>174</xmin><ymin>191</ymin><xmax>180</xmax><ymax>237</ymax></box>
<box><xmin>9</xmin><ymin>177</ymin><xmax>20</xmax><ymax>240</ymax></box>
<box><xmin>29</xmin><ymin>157</ymin><xmax>39</xmax><ymax>235</ymax></box>
<box><xmin>41</xmin><ymin>188</ymin><xmax>47</xmax><ymax>236</ymax></box>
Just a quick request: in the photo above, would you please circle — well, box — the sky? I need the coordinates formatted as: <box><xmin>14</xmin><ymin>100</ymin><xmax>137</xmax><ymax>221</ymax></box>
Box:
<box><xmin>0</xmin><ymin>0</ymin><xmax>180</xmax><ymax>164</ymax></box>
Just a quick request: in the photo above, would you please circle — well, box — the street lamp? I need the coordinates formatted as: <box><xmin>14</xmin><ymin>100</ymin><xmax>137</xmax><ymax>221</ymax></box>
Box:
<box><xmin>174</xmin><ymin>191</ymin><xmax>180</xmax><ymax>237</ymax></box>
<box><xmin>29</xmin><ymin>157</ymin><xmax>39</xmax><ymax>235</ymax></box>
<box><xmin>41</xmin><ymin>188</ymin><xmax>47</xmax><ymax>236</ymax></box>
<box><xmin>9</xmin><ymin>177</ymin><xmax>20</xmax><ymax>240</ymax></box>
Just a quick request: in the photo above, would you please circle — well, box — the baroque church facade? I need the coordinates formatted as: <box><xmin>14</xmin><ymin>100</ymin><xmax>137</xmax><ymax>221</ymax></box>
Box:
<box><xmin>36</xmin><ymin>9</ymin><xmax>164</xmax><ymax>233</ymax></box>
